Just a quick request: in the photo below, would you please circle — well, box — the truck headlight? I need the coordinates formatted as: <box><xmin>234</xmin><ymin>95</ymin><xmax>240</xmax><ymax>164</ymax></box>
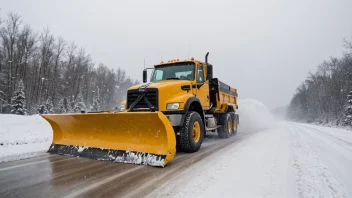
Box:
<box><xmin>167</xmin><ymin>103</ymin><xmax>180</xmax><ymax>110</ymax></box>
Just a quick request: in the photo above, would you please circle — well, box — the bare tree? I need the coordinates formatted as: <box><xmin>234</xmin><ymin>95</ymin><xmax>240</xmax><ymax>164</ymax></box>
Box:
<box><xmin>0</xmin><ymin>13</ymin><xmax>22</xmax><ymax>102</ymax></box>
<box><xmin>0</xmin><ymin>13</ymin><xmax>139</xmax><ymax>114</ymax></box>
<box><xmin>288</xmin><ymin>37</ymin><xmax>352</xmax><ymax>126</ymax></box>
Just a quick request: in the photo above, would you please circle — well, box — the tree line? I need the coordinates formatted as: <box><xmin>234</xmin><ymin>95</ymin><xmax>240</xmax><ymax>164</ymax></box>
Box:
<box><xmin>287</xmin><ymin>37</ymin><xmax>352</xmax><ymax>127</ymax></box>
<box><xmin>0</xmin><ymin>13</ymin><xmax>139</xmax><ymax>115</ymax></box>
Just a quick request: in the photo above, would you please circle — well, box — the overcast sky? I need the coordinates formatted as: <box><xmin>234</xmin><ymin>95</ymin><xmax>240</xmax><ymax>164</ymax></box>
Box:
<box><xmin>1</xmin><ymin>0</ymin><xmax>351</xmax><ymax>109</ymax></box>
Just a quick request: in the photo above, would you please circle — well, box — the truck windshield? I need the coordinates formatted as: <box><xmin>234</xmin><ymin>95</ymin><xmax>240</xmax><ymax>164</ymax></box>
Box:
<box><xmin>150</xmin><ymin>63</ymin><xmax>195</xmax><ymax>82</ymax></box>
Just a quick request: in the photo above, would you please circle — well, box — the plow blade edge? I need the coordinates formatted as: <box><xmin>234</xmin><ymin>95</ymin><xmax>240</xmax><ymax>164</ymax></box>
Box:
<box><xmin>42</xmin><ymin>112</ymin><xmax>176</xmax><ymax>167</ymax></box>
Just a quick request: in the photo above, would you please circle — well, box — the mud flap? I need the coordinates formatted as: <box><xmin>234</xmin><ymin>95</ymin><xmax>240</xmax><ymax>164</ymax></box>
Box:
<box><xmin>42</xmin><ymin>112</ymin><xmax>176</xmax><ymax>167</ymax></box>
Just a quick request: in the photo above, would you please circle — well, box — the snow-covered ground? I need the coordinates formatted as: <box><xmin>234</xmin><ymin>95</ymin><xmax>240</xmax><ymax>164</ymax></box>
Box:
<box><xmin>0</xmin><ymin>114</ymin><xmax>52</xmax><ymax>162</ymax></box>
<box><xmin>152</xmin><ymin>99</ymin><xmax>352</xmax><ymax>198</ymax></box>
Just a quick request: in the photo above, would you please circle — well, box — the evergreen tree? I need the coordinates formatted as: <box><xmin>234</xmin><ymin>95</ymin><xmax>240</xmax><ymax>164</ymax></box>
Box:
<box><xmin>37</xmin><ymin>104</ymin><xmax>48</xmax><ymax>114</ymax></box>
<box><xmin>57</xmin><ymin>97</ymin><xmax>73</xmax><ymax>113</ymax></box>
<box><xmin>344</xmin><ymin>91</ymin><xmax>352</xmax><ymax>126</ymax></box>
<box><xmin>45</xmin><ymin>96</ymin><xmax>54</xmax><ymax>114</ymax></box>
<box><xmin>73</xmin><ymin>92</ymin><xmax>86</xmax><ymax>112</ymax></box>
<box><xmin>11</xmin><ymin>80</ymin><xmax>27</xmax><ymax>115</ymax></box>
<box><xmin>57</xmin><ymin>98</ymin><xmax>65</xmax><ymax>113</ymax></box>
<box><xmin>92</xmin><ymin>87</ymin><xmax>100</xmax><ymax>112</ymax></box>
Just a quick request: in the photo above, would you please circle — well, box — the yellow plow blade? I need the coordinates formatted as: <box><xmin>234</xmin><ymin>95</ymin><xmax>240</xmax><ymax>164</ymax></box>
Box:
<box><xmin>42</xmin><ymin>112</ymin><xmax>176</xmax><ymax>167</ymax></box>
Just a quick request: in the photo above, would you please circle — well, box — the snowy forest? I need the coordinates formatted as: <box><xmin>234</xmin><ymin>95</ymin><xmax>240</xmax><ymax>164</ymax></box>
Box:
<box><xmin>287</xmin><ymin>37</ymin><xmax>352</xmax><ymax>127</ymax></box>
<box><xmin>0</xmin><ymin>13</ymin><xmax>139</xmax><ymax>115</ymax></box>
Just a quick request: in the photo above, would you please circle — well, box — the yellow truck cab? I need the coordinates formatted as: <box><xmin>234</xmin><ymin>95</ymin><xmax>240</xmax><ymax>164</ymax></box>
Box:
<box><xmin>126</xmin><ymin>52</ymin><xmax>239</xmax><ymax>153</ymax></box>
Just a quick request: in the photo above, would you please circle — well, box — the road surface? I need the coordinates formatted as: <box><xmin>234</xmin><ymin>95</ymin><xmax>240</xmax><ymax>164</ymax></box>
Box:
<box><xmin>0</xmin><ymin>130</ymin><xmax>255</xmax><ymax>198</ymax></box>
<box><xmin>1</xmin><ymin>122</ymin><xmax>351</xmax><ymax>198</ymax></box>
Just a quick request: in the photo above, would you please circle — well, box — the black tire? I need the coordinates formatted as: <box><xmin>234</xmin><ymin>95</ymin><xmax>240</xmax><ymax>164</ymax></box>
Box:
<box><xmin>179</xmin><ymin>111</ymin><xmax>204</xmax><ymax>153</ymax></box>
<box><xmin>231</xmin><ymin>114</ymin><xmax>238</xmax><ymax>135</ymax></box>
<box><xmin>218</xmin><ymin>113</ymin><xmax>232</xmax><ymax>138</ymax></box>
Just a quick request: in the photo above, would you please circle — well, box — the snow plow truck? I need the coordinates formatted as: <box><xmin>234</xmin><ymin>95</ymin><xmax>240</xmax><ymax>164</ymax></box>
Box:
<box><xmin>41</xmin><ymin>52</ymin><xmax>239</xmax><ymax>167</ymax></box>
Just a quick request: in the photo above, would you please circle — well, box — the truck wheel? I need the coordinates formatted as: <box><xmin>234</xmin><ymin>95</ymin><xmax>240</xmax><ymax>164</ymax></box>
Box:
<box><xmin>179</xmin><ymin>111</ymin><xmax>204</xmax><ymax>153</ymax></box>
<box><xmin>231</xmin><ymin>114</ymin><xmax>238</xmax><ymax>135</ymax></box>
<box><xmin>218</xmin><ymin>113</ymin><xmax>232</xmax><ymax>138</ymax></box>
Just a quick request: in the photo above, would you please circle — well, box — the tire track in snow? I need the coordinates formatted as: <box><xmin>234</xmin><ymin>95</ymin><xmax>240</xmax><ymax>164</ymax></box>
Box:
<box><xmin>147</xmin><ymin>131</ymin><xmax>260</xmax><ymax>198</ymax></box>
<box><xmin>263</xmin><ymin>127</ymin><xmax>284</xmax><ymax>198</ymax></box>
<box><xmin>290</xmin><ymin>124</ymin><xmax>347</xmax><ymax>198</ymax></box>
<box><xmin>263</xmin><ymin>123</ymin><xmax>296</xmax><ymax>198</ymax></box>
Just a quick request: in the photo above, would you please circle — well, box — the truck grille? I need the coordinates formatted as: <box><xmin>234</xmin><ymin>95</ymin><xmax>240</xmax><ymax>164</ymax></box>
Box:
<box><xmin>127</xmin><ymin>89</ymin><xmax>158</xmax><ymax>110</ymax></box>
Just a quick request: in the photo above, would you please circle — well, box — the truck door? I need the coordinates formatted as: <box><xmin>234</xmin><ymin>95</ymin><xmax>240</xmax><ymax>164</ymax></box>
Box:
<box><xmin>195</xmin><ymin>64</ymin><xmax>210</xmax><ymax>110</ymax></box>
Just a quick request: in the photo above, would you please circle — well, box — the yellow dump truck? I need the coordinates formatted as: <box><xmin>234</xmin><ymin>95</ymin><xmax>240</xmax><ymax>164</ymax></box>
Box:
<box><xmin>42</xmin><ymin>52</ymin><xmax>238</xmax><ymax>167</ymax></box>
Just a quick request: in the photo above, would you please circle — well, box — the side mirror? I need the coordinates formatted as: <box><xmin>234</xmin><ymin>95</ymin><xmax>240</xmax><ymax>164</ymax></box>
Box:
<box><xmin>143</xmin><ymin>69</ymin><xmax>147</xmax><ymax>83</ymax></box>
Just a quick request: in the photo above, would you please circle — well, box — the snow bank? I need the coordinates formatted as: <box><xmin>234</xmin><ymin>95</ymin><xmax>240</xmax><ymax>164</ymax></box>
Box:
<box><xmin>0</xmin><ymin>114</ymin><xmax>52</xmax><ymax>162</ymax></box>
<box><xmin>237</xmin><ymin>98</ymin><xmax>275</xmax><ymax>132</ymax></box>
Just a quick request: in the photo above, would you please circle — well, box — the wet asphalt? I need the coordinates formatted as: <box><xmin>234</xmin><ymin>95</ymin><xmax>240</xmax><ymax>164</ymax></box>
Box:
<box><xmin>0</xmin><ymin>132</ymin><xmax>252</xmax><ymax>198</ymax></box>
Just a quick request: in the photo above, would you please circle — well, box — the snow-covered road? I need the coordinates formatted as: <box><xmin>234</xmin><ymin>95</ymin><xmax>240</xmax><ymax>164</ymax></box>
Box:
<box><xmin>152</xmin><ymin>122</ymin><xmax>352</xmax><ymax>198</ymax></box>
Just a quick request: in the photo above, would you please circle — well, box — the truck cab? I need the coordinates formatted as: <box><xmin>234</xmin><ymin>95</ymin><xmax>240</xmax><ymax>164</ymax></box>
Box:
<box><xmin>126</xmin><ymin>53</ymin><xmax>239</xmax><ymax>152</ymax></box>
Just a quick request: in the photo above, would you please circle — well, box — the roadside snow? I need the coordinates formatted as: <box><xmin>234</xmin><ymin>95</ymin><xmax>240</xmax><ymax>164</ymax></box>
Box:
<box><xmin>299</xmin><ymin>123</ymin><xmax>352</xmax><ymax>144</ymax></box>
<box><xmin>0</xmin><ymin>114</ymin><xmax>52</xmax><ymax>163</ymax></box>
<box><xmin>290</xmin><ymin>124</ymin><xmax>347</xmax><ymax>198</ymax></box>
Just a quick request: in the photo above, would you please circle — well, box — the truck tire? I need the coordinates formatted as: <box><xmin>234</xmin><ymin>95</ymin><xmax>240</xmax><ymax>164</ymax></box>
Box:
<box><xmin>231</xmin><ymin>114</ymin><xmax>238</xmax><ymax>135</ymax></box>
<box><xmin>179</xmin><ymin>111</ymin><xmax>204</xmax><ymax>152</ymax></box>
<box><xmin>218</xmin><ymin>113</ymin><xmax>233</xmax><ymax>138</ymax></box>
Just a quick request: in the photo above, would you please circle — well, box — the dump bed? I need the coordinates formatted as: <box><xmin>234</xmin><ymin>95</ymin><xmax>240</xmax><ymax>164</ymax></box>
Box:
<box><xmin>218</xmin><ymin>80</ymin><xmax>238</xmax><ymax>106</ymax></box>
<box><xmin>209</xmin><ymin>78</ymin><xmax>238</xmax><ymax>113</ymax></box>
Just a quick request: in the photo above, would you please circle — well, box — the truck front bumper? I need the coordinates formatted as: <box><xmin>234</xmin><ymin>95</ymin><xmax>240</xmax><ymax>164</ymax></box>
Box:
<box><xmin>165</xmin><ymin>114</ymin><xmax>183</xmax><ymax>126</ymax></box>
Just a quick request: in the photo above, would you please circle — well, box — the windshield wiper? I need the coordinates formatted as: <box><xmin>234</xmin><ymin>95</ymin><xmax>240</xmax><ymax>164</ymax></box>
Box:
<box><xmin>165</xmin><ymin>77</ymin><xmax>180</xmax><ymax>80</ymax></box>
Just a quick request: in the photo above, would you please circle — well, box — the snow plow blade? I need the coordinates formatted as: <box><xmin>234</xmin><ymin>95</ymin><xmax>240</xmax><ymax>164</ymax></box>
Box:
<box><xmin>41</xmin><ymin>112</ymin><xmax>176</xmax><ymax>167</ymax></box>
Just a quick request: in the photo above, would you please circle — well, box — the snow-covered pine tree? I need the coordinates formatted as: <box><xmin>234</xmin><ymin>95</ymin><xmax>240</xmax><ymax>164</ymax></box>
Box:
<box><xmin>37</xmin><ymin>104</ymin><xmax>48</xmax><ymax>114</ymax></box>
<box><xmin>45</xmin><ymin>96</ymin><xmax>54</xmax><ymax>114</ymax></box>
<box><xmin>57</xmin><ymin>98</ymin><xmax>65</xmax><ymax>113</ymax></box>
<box><xmin>57</xmin><ymin>97</ymin><xmax>73</xmax><ymax>113</ymax></box>
<box><xmin>344</xmin><ymin>91</ymin><xmax>352</xmax><ymax>126</ymax></box>
<box><xmin>73</xmin><ymin>92</ymin><xmax>86</xmax><ymax>112</ymax></box>
<box><xmin>92</xmin><ymin>87</ymin><xmax>100</xmax><ymax>112</ymax></box>
<box><xmin>11</xmin><ymin>80</ymin><xmax>27</xmax><ymax>115</ymax></box>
